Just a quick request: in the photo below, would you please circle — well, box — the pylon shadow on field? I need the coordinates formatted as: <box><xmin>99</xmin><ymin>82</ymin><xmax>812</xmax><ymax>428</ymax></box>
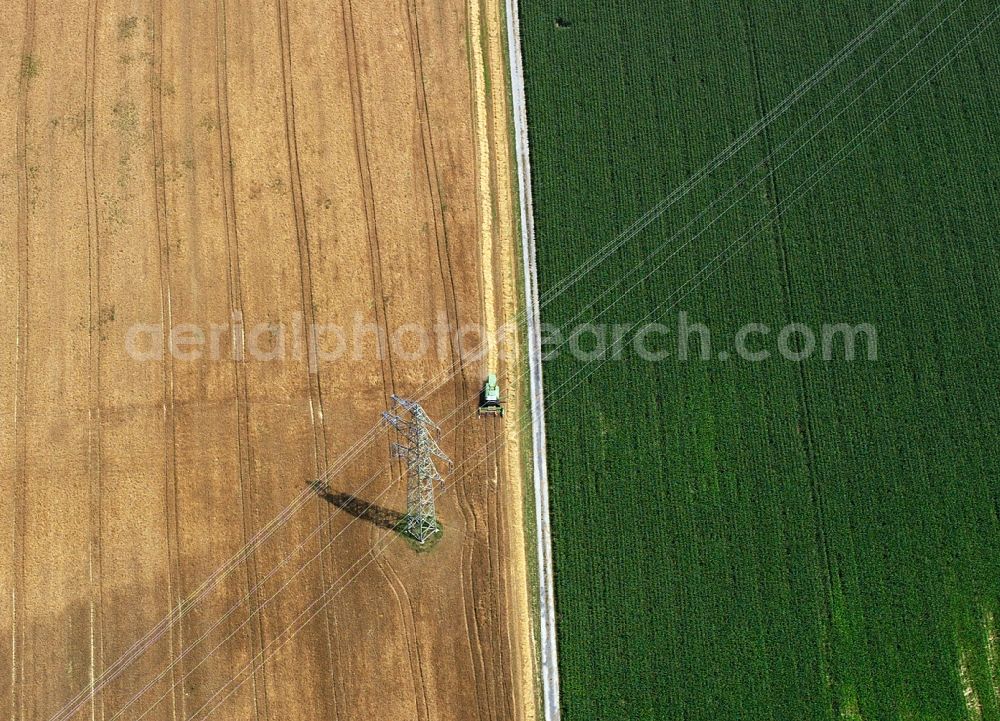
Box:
<box><xmin>319</xmin><ymin>490</ymin><xmax>406</xmax><ymax>532</ymax></box>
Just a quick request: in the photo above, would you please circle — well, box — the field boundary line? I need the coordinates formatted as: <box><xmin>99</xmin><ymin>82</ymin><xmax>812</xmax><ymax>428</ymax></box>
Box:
<box><xmin>502</xmin><ymin>1</ymin><xmax>560</xmax><ymax>721</ymax></box>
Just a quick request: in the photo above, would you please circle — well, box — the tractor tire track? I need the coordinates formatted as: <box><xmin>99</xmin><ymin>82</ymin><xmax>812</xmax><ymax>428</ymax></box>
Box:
<box><xmin>149</xmin><ymin>3</ymin><xmax>184</xmax><ymax>717</ymax></box>
<box><xmin>474</xmin><ymin>419</ymin><xmax>505</xmax><ymax>721</ymax></box>
<box><xmin>458</xmin><ymin>474</ymin><xmax>490</xmax><ymax>721</ymax></box>
<box><xmin>461</xmin><ymin>0</ymin><xmax>514</xmax><ymax>716</ymax></box>
<box><xmin>275</xmin><ymin>0</ymin><xmax>327</xmax><ymax>469</ymax></box>
<box><xmin>480</xmin><ymin>132</ymin><xmax>515</xmax><ymax>717</ymax></box>
<box><xmin>273</xmin><ymin>3</ymin><xmax>342</xmax><ymax>715</ymax></box>
<box><xmin>338</xmin><ymin>3</ymin><xmax>428</xmax><ymax>719</ymax></box>
<box><xmin>490</xmin><ymin>418</ymin><xmax>514</xmax><ymax>721</ymax></box>
<box><xmin>13</xmin><ymin>2</ymin><xmax>36</xmax><ymax>719</ymax></box>
<box><xmin>454</xmin><ymin>0</ymin><xmax>494</xmax><ymax>714</ymax></box>
<box><xmin>84</xmin><ymin>0</ymin><xmax>105</xmax><ymax>716</ymax></box>
<box><xmin>339</xmin><ymin>0</ymin><xmax>393</xmax><ymax>408</ymax></box>
<box><xmin>468</xmin><ymin>425</ymin><xmax>502</xmax><ymax>721</ymax></box>
<box><xmin>492</xmin><ymin>417</ymin><xmax>520</xmax><ymax>720</ymax></box>
<box><xmin>459</xmin><ymin>444</ymin><xmax>492</xmax><ymax>721</ymax></box>
<box><xmin>478</xmin><ymin>20</ymin><xmax>516</xmax><ymax>713</ymax></box>
<box><xmin>373</xmin><ymin>509</ymin><xmax>430</xmax><ymax>721</ymax></box>
<box><xmin>403</xmin><ymin>2</ymin><xmax>479</xmax><ymax>717</ymax></box>
<box><xmin>213</xmin><ymin>1</ymin><xmax>269</xmax><ymax>716</ymax></box>
<box><xmin>405</xmin><ymin>0</ymin><xmax>467</xmax><ymax>393</ymax></box>
<box><xmin>741</xmin><ymin>1</ymin><xmax>837</xmax><ymax>681</ymax></box>
<box><xmin>487</xmin><ymin>419</ymin><xmax>510</xmax><ymax>721</ymax></box>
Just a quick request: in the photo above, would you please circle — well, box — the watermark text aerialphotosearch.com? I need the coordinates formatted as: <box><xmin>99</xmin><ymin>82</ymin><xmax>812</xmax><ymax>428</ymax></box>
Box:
<box><xmin>125</xmin><ymin>312</ymin><xmax>877</xmax><ymax>371</ymax></box>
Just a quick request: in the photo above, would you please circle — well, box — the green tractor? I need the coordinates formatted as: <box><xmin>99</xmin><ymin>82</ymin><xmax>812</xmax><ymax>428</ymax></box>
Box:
<box><xmin>478</xmin><ymin>374</ymin><xmax>504</xmax><ymax>417</ymax></box>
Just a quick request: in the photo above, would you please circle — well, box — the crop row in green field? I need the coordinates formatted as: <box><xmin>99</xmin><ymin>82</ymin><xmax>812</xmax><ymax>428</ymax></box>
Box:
<box><xmin>520</xmin><ymin>1</ymin><xmax>1000</xmax><ymax>719</ymax></box>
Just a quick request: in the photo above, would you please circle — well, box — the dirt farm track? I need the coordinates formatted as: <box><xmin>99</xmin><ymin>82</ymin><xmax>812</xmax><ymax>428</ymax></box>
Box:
<box><xmin>0</xmin><ymin>0</ymin><xmax>535</xmax><ymax>719</ymax></box>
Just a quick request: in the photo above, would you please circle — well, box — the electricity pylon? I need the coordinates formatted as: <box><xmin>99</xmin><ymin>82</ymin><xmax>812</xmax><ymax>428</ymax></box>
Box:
<box><xmin>382</xmin><ymin>395</ymin><xmax>452</xmax><ymax>544</ymax></box>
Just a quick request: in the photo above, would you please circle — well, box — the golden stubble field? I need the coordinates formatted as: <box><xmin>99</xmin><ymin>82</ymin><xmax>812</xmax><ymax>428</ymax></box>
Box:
<box><xmin>0</xmin><ymin>0</ymin><xmax>535</xmax><ymax>719</ymax></box>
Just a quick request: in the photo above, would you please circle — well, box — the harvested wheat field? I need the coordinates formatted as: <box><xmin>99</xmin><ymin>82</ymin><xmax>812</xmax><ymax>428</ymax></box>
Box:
<box><xmin>0</xmin><ymin>0</ymin><xmax>536</xmax><ymax>720</ymax></box>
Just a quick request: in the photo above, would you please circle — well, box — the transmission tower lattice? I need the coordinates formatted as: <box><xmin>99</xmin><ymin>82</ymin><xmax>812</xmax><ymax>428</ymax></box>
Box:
<box><xmin>382</xmin><ymin>395</ymin><xmax>452</xmax><ymax>544</ymax></box>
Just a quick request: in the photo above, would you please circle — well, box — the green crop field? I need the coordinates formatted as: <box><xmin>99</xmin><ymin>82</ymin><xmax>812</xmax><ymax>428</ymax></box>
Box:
<box><xmin>519</xmin><ymin>1</ymin><xmax>1000</xmax><ymax>719</ymax></box>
